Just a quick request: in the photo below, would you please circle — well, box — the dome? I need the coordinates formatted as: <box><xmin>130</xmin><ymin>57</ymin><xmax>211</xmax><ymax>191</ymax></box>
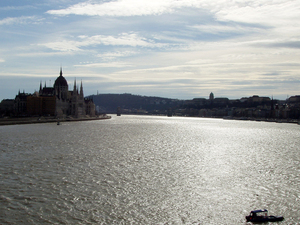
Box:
<box><xmin>54</xmin><ymin>68</ymin><xmax>68</xmax><ymax>87</ymax></box>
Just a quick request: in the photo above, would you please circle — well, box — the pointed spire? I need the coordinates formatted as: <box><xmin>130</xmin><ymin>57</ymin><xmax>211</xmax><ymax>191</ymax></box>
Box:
<box><xmin>39</xmin><ymin>81</ymin><xmax>42</xmax><ymax>91</ymax></box>
<box><xmin>80</xmin><ymin>80</ymin><xmax>84</xmax><ymax>97</ymax></box>
<box><xmin>60</xmin><ymin>66</ymin><xmax>63</xmax><ymax>77</ymax></box>
<box><xmin>73</xmin><ymin>78</ymin><xmax>77</xmax><ymax>92</ymax></box>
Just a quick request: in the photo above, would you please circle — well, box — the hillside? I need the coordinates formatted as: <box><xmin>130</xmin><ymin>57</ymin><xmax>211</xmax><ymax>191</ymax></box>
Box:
<box><xmin>87</xmin><ymin>93</ymin><xmax>183</xmax><ymax>114</ymax></box>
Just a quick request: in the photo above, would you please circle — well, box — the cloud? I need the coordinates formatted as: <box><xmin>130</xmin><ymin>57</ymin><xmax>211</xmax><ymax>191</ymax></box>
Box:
<box><xmin>247</xmin><ymin>38</ymin><xmax>300</xmax><ymax>51</ymax></box>
<box><xmin>46</xmin><ymin>0</ymin><xmax>300</xmax><ymax>44</ymax></box>
<box><xmin>214</xmin><ymin>1</ymin><xmax>300</xmax><ymax>25</ymax></box>
<box><xmin>47</xmin><ymin>0</ymin><xmax>187</xmax><ymax>16</ymax></box>
<box><xmin>16</xmin><ymin>51</ymin><xmax>76</xmax><ymax>57</ymax></box>
<box><xmin>46</xmin><ymin>0</ymin><xmax>300</xmax><ymax>23</ymax></box>
<box><xmin>0</xmin><ymin>16</ymin><xmax>44</xmax><ymax>25</ymax></box>
<box><xmin>39</xmin><ymin>33</ymin><xmax>166</xmax><ymax>52</ymax></box>
<box><xmin>76</xmin><ymin>62</ymin><xmax>133</xmax><ymax>68</ymax></box>
<box><xmin>44</xmin><ymin>0</ymin><xmax>300</xmax><ymax>51</ymax></box>
<box><xmin>189</xmin><ymin>24</ymin><xmax>265</xmax><ymax>36</ymax></box>
<box><xmin>96</xmin><ymin>50</ymin><xmax>138</xmax><ymax>60</ymax></box>
<box><xmin>0</xmin><ymin>5</ymin><xmax>36</xmax><ymax>11</ymax></box>
<box><xmin>39</xmin><ymin>40</ymin><xmax>81</xmax><ymax>52</ymax></box>
<box><xmin>269</xmin><ymin>41</ymin><xmax>300</xmax><ymax>49</ymax></box>
<box><xmin>0</xmin><ymin>58</ymin><xmax>5</xmax><ymax>63</ymax></box>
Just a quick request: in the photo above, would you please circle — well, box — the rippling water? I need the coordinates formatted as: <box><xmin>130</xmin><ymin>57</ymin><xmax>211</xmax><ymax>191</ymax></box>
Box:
<box><xmin>0</xmin><ymin>115</ymin><xmax>299</xmax><ymax>224</ymax></box>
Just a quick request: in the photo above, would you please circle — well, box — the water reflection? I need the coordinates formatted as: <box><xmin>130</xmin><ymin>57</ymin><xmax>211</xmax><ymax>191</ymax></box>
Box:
<box><xmin>0</xmin><ymin>116</ymin><xmax>299</xmax><ymax>224</ymax></box>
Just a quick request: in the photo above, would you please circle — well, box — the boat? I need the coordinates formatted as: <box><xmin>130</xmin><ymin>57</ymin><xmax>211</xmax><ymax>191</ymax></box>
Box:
<box><xmin>246</xmin><ymin>209</ymin><xmax>284</xmax><ymax>223</ymax></box>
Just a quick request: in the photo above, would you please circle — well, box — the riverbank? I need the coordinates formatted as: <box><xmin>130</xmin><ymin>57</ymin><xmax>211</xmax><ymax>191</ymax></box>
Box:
<box><xmin>0</xmin><ymin>115</ymin><xmax>111</xmax><ymax>126</ymax></box>
<box><xmin>223</xmin><ymin>116</ymin><xmax>300</xmax><ymax>124</ymax></box>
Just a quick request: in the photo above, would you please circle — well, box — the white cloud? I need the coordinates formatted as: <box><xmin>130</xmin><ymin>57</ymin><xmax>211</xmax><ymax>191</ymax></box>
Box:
<box><xmin>46</xmin><ymin>0</ymin><xmax>300</xmax><ymax>29</ymax></box>
<box><xmin>39</xmin><ymin>40</ymin><xmax>81</xmax><ymax>52</ymax></box>
<box><xmin>0</xmin><ymin>5</ymin><xmax>36</xmax><ymax>11</ymax></box>
<box><xmin>97</xmin><ymin>50</ymin><xmax>138</xmax><ymax>60</ymax></box>
<box><xmin>16</xmin><ymin>51</ymin><xmax>76</xmax><ymax>57</ymax></box>
<box><xmin>0</xmin><ymin>16</ymin><xmax>44</xmax><ymax>25</ymax></box>
<box><xmin>45</xmin><ymin>0</ymin><xmax>300</xmax><ymax>52</ymax></box>
<box><xmin>86</xmin><ymin>33</ymin><xmax>155</xmax><ymax>47</ymax></box>
<box><xmin>214</xmin><ymin>1</ymin><xmax>300</xmax><ymax>26</ymax></box>
<box><xmin>39</xmin><ymin>33</ymin><xmax>164</xmax><ymax>52</ymax></box>
<box><xmin>76</xmin><ymin>62</ymin><xmax>133</xmax><ymax>68</ymax></box>
<box><xmin>189</xmin><ymin>24</ymin><xmax>262</xmax><ymax>35</ymax></box>
<box><xmin>47</xmin><ymin>0</ymin><xmax>184</xmax><ymax>16</ymax></box>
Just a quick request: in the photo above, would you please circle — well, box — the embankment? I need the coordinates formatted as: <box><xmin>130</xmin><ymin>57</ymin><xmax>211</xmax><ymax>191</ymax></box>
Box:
<box><xmin>0</xmin><ymin>115</ymin><xmax>111</xmax><ymax>126</ymax></box>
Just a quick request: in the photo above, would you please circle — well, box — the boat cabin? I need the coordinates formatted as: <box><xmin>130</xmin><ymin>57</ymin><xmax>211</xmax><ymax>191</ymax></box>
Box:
<box><xmin>250</xmin><ymin>209</ymin><xmax>268</xmax><ymax>218</ymax></box>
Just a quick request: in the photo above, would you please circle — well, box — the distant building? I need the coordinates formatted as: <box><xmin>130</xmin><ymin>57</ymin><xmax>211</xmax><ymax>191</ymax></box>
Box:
<box><xmin>288</xmin><ymin>95</ymin><xmax>300</xmax><ymax>105</ymax></box>
<box><xmin>26</xmin><ymin>67</ymin><xmax>95</xmax><ymax>117</ymax></box>
<box><xmin>248</xmin><ymin>95</ymin><xmax>271</xmax><ymax>103</ymax></box>
<box><xmin>15</xmin><ymin>91</ymin><xmax>31</xmax><ymax>116</ymax></box>
<box><xmin>213</xmin><ymin>98</ymin><xmax>229</xmax><ymax>106</ymax></box>
<box><xmin>0</xmin><ymin>99</ymin><xmax>14</xmax><ymax>116</ymax></box>
<box><xmin>192</xmin><ymin>98</ymin><xmax>207</xmax><ymax>107</ymax></box>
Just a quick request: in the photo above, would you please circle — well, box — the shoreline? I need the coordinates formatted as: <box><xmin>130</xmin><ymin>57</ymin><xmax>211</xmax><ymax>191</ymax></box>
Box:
<box><xmin>222</xmin><ymin>116</ymin><xmax>300</xmax><ymax>124</ymax></box>
<box><xmin>0</xmin><ymin>115</ymin><xmax>111</xmax><ymax>126</ymax></box>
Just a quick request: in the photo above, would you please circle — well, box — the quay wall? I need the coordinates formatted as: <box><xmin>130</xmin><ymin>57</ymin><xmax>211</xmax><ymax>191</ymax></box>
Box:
<box><xmin>0</xmin><ymin>115</ymin><xmax>111</xmax><ymax>126</ymax></box>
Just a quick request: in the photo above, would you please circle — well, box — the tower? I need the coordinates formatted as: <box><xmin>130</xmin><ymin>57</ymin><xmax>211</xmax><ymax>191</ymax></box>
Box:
<box><xmin>39</xmin><ymin>81</ymin><xmax>42</xmax><ymax>94</ymax></box>
<box><xmin>80</xmin><ymin>80</ymin><xmax>84</xmax><ymax>98</ymax></box>
<box><xmin>54</xmin><ymin>67</ymin><xmax>68</xmax><ymax>100</ymax></box>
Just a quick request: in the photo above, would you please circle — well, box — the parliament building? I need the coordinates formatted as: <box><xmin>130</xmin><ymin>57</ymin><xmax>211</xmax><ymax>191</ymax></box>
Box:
<box><xmin>16</xmin><ymin>68</ymin><xmax>95</xmax><ymax>118</ymax></box>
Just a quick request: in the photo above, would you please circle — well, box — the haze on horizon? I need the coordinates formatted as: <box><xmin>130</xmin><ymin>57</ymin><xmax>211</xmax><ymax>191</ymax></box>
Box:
<box><xmin>0</xmin><ymin>0</ymin><xmax>299</xmax><ymax>101</ymax></box>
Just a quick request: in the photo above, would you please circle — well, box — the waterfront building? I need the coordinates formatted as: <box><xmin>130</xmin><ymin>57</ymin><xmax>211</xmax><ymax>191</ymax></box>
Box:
<box><xmin>26</xmin><ymin>67</ymin><xmax>95</xmax><ymax>118</ymax></box>
<box><xmin>14</xmin><ymin>91</ymin><xmax>31</xmax><ymax>116</ymax></box>
<box><xmin>288</xmin><ymin>95</ymin><xmax>300</xmax><ymax>105</ymax></box>
<box><xmin>0</xmin><ymin>99</ymin><xmax>14</xmax><ymax>116</ymax></box>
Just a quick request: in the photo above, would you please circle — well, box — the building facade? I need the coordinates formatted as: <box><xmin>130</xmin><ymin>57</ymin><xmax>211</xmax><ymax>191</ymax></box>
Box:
<box><xmin>26</xmin><ymin>67</ymin><xmax>95</xmax><ymax>118</ymax></box>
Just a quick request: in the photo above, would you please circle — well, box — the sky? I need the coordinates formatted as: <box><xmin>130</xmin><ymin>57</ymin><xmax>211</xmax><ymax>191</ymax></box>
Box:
<box><xmin>0</xmin><ymin>0</ymin><xmax>299</xmax><ymax>100</ymax></box>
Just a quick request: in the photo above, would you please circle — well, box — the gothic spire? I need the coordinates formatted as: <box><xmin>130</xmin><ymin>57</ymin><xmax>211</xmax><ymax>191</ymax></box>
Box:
<box><xmin>73</xmin><ymin>78</ymin><xmax>77</xmax><ymax>92</ymax></box>
<box><xmin>60</xmin><ymin>67</ymin><xmax>63</xmax><ymax>77</ymax></box>
<box><xmin>80</xmin><ymin>80</ymin><xmax>84</xmax><ymax>97</ymax></box>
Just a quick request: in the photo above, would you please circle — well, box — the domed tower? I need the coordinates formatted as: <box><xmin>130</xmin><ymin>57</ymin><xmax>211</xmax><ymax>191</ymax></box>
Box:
<box><xmin>54</xmin><ymin>67</ymin><xmax>68</xmax><ymax>100</ymax></box>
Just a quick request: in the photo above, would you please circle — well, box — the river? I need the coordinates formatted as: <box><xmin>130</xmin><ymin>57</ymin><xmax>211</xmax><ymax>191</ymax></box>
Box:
<box><xmin>0</xmin><ymin>115</ymin><xmax>299</xmax><ymax>224</ymax></box>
